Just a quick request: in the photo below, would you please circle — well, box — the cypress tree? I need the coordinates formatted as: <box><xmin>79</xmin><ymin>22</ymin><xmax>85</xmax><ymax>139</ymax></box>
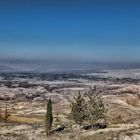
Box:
<box><xmin>4</xmin><ymin>107</ymin><xmax>9</xmax><ymax>122</ymax></box>
<box><xmin>45</xmin><ymin>97</ymin><xmax>53</xmax><ymax>136</ymax></box>
<box><xmin>0</xmin><ymin>109</ymin><xmax>2</xmax><ymax>121</ymax></box>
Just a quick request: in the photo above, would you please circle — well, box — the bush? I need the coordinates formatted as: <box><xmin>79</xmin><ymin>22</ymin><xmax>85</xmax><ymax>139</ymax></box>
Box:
<box><xmin>69</xmin><ymin>92</ymin><xmax>87</xmax><ymax>125</ymax></box>
<box><xmin>70</xmin><ymin>87</ymin><xmax>106</xmax><ymax>125</ymax></box>
<box><xmin>85</xmin><ymin>87</ymin><xmax>106</xmax><ymax>124</ymax></box>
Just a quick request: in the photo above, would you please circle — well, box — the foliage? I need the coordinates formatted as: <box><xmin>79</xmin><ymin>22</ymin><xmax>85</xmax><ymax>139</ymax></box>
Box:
<box><xmin>0</xmin><ymin>108</ymin><xmax>2</xmax><ymax>121</ymax></box>
<box><xmin>45</xmin><ymin>97</ymin><xmax>53</xmax><ymax>136</ymax></box>
<box><xmin>4</xmin><ymin>107</ymin><xmax>9</xmax><ymax>122</ymax></box>
<box><xmin>69</xmin><ymin>92</ymin><xmax>87</xmax><ymax>125</ymax></box>
<box><xmin>85</xmin><ymin>87</ymin><xmax>106</xmax><ymax>124</ymax></box>
<box><xmin>70</xmin><ymin>87</ymin><xmax>106</xmax><ymax>125</ymax></box>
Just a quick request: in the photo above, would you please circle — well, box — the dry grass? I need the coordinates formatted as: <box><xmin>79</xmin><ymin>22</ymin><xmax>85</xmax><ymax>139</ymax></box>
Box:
<box><xmin>80</xmin><ymin>132</ymin><xmax>117</xmax><ymax>140</ymax></box>
<box><xmin>112</xmin><ymin>115</ymin><xmax>124</xmax><ymax>124</ymax></box>
<box><xmin>8</xmin><ymin>115</ymin><xmax>43</xmax><ymax>125</ymax></box>
<box><xmin>124</xmin><ymin>95</ymin><xmax>140</xmax><ymax>107</ymax></box>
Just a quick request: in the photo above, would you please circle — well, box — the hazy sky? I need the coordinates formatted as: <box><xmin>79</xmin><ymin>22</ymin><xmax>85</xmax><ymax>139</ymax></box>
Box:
<box><xmin>0</xmin><ymin>0</ymin><xmax>140</xmax><ymax>62</ymax></box>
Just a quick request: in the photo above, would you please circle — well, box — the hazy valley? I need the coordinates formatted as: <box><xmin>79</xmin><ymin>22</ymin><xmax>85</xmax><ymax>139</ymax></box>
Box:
<box><xmin>0</xmin><ymin>64</ymin><xmax>140</xmax><ymax>140</ymax></box>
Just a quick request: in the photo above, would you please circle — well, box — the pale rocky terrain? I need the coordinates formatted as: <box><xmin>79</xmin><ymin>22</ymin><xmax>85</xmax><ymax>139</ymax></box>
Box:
<box><xmin>0</xmin><ymin>69</ymin><xmax>140</xmax><ymax>140</ymax></box>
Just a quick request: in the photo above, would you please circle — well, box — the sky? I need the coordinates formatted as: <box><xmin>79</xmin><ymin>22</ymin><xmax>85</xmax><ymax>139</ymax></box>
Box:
<box><xmin>0</xmin><ymin>0</ymin><xmax>140</xmax><ymax>63</ymax></box>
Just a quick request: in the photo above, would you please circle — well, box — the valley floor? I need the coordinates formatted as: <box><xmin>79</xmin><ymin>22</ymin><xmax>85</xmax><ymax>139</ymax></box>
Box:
<box><xmin>0</xmin><ymin>69</ymin><xmax>140</xmax><ymax>140</ymax></box>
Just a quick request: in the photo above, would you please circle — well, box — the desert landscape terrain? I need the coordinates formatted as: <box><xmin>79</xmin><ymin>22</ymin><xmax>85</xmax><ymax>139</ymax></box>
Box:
<box><xmin>0</xmin><ymin>0</ymin><xmax>139</xmax><ymax>139</ymax></box>
<box><xmin>0</xmin><ymin>68</ymin><xmax>140</xmax><ymax>140</ymax></box>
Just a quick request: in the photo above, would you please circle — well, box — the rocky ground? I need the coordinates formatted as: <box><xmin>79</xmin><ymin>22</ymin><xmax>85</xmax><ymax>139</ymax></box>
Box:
<box><xmin>0</xmin><ymin>69</ymin><xmax>140</xmax><ymax>140</ymax></box>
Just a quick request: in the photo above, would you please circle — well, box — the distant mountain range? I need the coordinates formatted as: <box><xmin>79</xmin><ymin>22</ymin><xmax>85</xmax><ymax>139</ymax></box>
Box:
<box><xmin>0</xmin><ymin>60</ymin><xmax>140</xmax><ymax>73</ymax></box>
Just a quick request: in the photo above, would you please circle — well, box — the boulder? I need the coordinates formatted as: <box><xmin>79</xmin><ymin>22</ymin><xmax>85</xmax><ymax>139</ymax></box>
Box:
<box><xmin>33</xmin><ymin>97</ymin><xmax>44</xmax><ymax>102</ymax></box>
<box><xmin>81</xmin><ymin>123</ymin><xmax>107</xmax><ymax>130</ymax></box>
<box><xmin>52</xmin><ymin>125</ymin><xmax>65</xmax><ymax>134</ymax></box>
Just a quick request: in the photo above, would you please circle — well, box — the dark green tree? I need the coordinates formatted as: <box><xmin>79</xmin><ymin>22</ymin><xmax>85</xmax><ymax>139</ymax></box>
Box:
<box><xmin>85</xmin><ymin>86</ymin><xmax>106</xmax><ymax>124</ymax></box>
<box><xmin>70</xmin><ymin>87</ymin><xmax>106</xmax><ymax>125</ymax></box>
<box><xmin>4</xmin><ymin>107</ymin><xmax>9</xmax><ymax>122</ymax></box>
<box><xmin>69</xmin><ymin>92</ymin><xmax>86</xmax><ymax>125</ymax></box>
<box><xmin>0</xmin><ymin>109</ymin><xmax>2</xmax><ymax>121</ymax></box>
<box><xmin>45</xmin><ymin>97</ymin><xmax>53</xmax><ymax>136</ymax></box>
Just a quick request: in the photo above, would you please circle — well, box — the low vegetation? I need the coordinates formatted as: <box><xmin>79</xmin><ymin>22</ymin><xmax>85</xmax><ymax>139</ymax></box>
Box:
<box><xmin>1</xmin><ymin>86</ymin><xmax>139</xmax><ymax>140</ymax></box>
<box><xmin>69</xmin><ymin>92</ymin><xmax>86</xmax><ymax>125</ymax></box>
<box><xmin>0</xmin><ymin>107</ymin><xmax>10</xmax><ymax>122</ymax></box>
<box><xmin>69</xmin><ymin>87</ymin><xmax>106</xmax><ymax>125</ymax></box>
<box><xmin>0</xmin><ymin>87</ymin><xmax>107</xmax><ymax>139</ymax></box>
